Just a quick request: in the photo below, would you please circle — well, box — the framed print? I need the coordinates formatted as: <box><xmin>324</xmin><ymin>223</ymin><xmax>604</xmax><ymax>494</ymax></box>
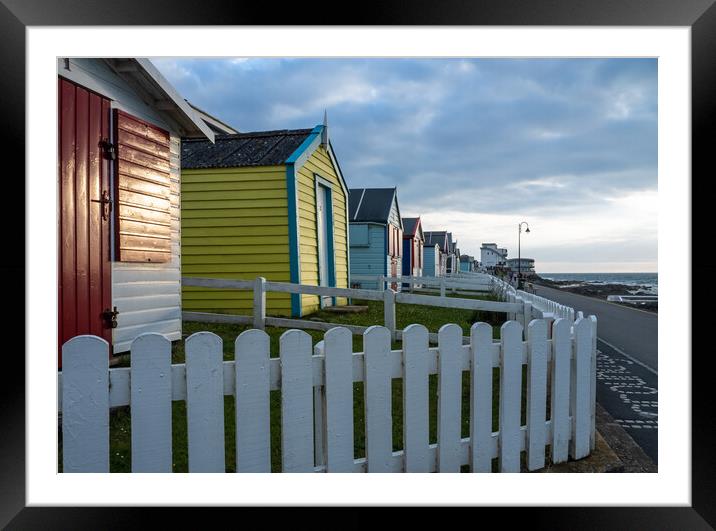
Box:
<box><xmin>4</xmin><ymin>0</ymin><xmax>713</xmax><ymax>527</ymax></box>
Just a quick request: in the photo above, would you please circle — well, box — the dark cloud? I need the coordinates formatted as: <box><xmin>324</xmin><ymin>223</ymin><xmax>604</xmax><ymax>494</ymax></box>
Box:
<box><xmin>153</xmin><ymin>57</ymin><xmax>657</xmax><ymax>270</ymax></box>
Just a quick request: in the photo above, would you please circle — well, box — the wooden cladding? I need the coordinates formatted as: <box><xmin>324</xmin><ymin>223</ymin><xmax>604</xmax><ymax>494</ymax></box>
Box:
<box><xmin>114</xmin><ymin>110</ymin><xmax>172</xmax><ymax>263</ymax></box>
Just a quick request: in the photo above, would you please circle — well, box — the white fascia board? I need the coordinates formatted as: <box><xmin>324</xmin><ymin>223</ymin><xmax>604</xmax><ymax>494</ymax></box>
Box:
<box><xmin>134</xmin><ymin>58</ymin><xmax>215</xmax><ymax>142</ymax></box>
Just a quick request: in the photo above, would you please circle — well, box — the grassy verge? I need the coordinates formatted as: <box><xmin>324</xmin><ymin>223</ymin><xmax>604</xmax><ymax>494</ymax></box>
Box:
<box><xmin>63</xmin><ymin>292</ymin><xmax>522</xmax><ymax>473</ymax></box>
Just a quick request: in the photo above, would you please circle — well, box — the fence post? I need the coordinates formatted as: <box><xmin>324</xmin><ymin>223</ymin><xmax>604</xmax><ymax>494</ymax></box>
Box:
<box><xmin>378</xmin><ymin>275</ymin><xmax>385</xmax><ymax>292</ymax></box>
<box><xmin>440</xmin><ymin>277</ymin><xmax>446</xmax><ymax>297</ymax></box>
<box><xmin>515</xmin><ymin>297</ymin><xmax>524</xmax><ymax>327</ymax></box>
<box><xmin>590</xmin><ymin>315</ymin><xmax>598</xmax><ymax>452</ymax></box>
<box><xmin>253</xmin><ymin>276</ymin><xmax>266</xmax><ymax>330</ymax></box>
<box><xmin>524</xmin><ymin>300</ymin><xmax>532</xmax><ymax>335</ymax></box>
<box><xmin>383</xmin><ymin>288</ymin><xmax>397</xmax><ymax>341</ymax></box>
<box><xmin>313</xmin><ymin>340</ymin><xmax>326</xmax><ymax>467</ymax></box>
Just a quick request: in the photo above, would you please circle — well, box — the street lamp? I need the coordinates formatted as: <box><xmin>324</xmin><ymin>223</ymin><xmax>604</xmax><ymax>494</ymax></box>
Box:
<box><xmin>518</xmin><ymin>221</ymin><xmax>530</xmax><ymax>289</ymax></box>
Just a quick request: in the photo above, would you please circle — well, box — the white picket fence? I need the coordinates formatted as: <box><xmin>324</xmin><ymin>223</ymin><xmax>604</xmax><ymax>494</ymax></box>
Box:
<box><xmin>59</xmin><ymin>316</ymin><xmax>597</xmax><ymax>473</ymax></box>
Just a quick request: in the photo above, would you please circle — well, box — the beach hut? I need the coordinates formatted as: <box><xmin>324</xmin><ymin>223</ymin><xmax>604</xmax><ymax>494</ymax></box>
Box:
<box><xmin>401</xmin><ymin>217</ymin><xmax>424</xmax><ymax>279</ymax></box>
<box><xmin>423</xmin><ymin>231</ymin><xmax>449</xmax><ymax>276</ymax></box>
<box><xmin>422</xmin><ymin>244</ymin><xmax>441</xmax><ymax>278</ymax></box>
<box><xmin>446</xmin><ymin>232</ymin><xmax>460</xmax><ymax>274</ymax></box>
<box><xmin>58</xmin><ymin>58</ymin><xmax>215</xmax><ymax>364</ymax></box>
<box><xmin>460</xmin><ymin>254</ymin><xmax>476</xmax><ymax>272</ymax></box>
<box><xmin>348</xmin><ymin>188</ymin><xmax>404</xmax><ymax>290</ymax></box>
<box><xmin>180</xmin><ymin>122</ymin><xmax>350</xmax><ymax>317</ymax></box>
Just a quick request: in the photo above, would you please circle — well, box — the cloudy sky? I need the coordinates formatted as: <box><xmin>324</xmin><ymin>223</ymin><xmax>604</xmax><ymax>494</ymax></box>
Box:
<box><xmin>153</xmin><ymin>58</ymin><xmax>657</xmax><ymax>273</ymax></box>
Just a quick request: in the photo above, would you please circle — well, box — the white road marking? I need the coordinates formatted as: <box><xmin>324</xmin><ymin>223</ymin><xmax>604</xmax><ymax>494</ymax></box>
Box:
<box><xmin>597</xmin><ymin>338</ymin><xmax>657</xmax><ymax>376</ymax></box>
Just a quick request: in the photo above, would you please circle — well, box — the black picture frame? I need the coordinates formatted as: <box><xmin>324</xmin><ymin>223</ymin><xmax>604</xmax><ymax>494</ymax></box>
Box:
<box><xmin>3</xmin><ymin>0</ymin><xmax>711</xmax><ymax>527</ymax></box>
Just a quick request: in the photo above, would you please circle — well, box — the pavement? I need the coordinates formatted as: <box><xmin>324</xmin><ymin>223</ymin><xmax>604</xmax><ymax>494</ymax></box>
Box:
<box><xmin>533</xmin><ymin>284</ymin><xmax>659</xmax><ymax>465</ymax></box>
<box><xmin>540</xmin><ymin>403</ymin><xmax>656</xmax><ymax>473</ymax></box>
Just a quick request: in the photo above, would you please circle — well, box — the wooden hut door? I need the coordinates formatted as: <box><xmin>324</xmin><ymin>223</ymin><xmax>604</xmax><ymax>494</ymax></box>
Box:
<box><xmin>58</xmin><ymin>77</ymin><xmax>113</xmax><ymax>367</ymax></box>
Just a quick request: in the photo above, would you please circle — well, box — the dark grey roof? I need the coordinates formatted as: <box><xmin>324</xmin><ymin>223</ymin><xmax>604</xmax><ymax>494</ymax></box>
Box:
<box><xmin>181</xmin><ymin>129</ymin><xmax>313</xmax><ymax>169</ymax></box>
<box><xmin>402</xmin><ymin>217</ymin><xmax>419</xmax><ymax>236</ymax></box>
<box><xmin>424</xmin><ymin>231</ymin><xmax>448</xmax><ymax>250</ymax></box>
<box><xmin>349</xmin><ymin>188</ymin><xmax>396</xmax><ymax>224</ymax></box>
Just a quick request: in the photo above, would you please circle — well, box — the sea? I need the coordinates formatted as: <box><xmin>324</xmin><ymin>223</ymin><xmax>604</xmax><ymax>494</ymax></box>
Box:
<box><xmin>538</xmin><ymin>273</ymin><xmax>658</xmax><ymax>294</ymax></box>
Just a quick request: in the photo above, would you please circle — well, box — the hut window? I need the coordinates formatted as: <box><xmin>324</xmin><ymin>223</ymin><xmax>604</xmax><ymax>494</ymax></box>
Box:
<box><xmin>113</xmin><ymin>110</ymin><xmax>172</xmax><ymax>263</ymax></box>
<box><xmin>350</xmin><ymin>224</ymin><xmax>369</xmax><ymax>247</ymax></box>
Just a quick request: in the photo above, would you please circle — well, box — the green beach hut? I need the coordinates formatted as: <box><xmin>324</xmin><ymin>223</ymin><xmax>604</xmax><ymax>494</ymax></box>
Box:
<box><xmin>180</xmin><ymin>123</ymin><xmax>350</xmax><ymax>317</ymax></box>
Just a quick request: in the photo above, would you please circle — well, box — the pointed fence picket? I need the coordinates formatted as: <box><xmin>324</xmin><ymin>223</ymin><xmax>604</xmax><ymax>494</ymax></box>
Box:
<box><xmin>59</xmin><ymin>316</ymin><xmax>597</xmax><ymax>474</ymax></box>
<box><xmin>323</xmin><ymin>327</ymin><xmax>354</xmax><ymax>472</ymax></box>
<box><xmin>186</xmin><ymin>332</ymin><xmax>225</xmax><ymax>473</ymax></box>
<box><xmin>550</xmin><ymin>318</ymin><xmax>572</xmax><ymax>463</ymax></box>
<box><xmin>526</xmin><ymin>320</ymin><xmax>548</xmax><ymax>471</ymax></box>
<box><xmin>280</xmin><ymin>330</ymin><xmax>315</xmax><ymax>472</ymax></box>
<box><xmin>499</xmin><ymin>321</ymin><xmax>523</xmax><ymax>472</ymax></box>
<box><xmin>61</xmin><ymin>336</ymin><xmax>110</xmax><ymax>473</ymax></box>
<box><xmin>130</xmin><ymin>333</ymin><xmax>172</xmax><ymax>472</ymax></box>
<box><xmin>364</xmin><ymin>326</ymin><xmax>393</xmax><ymax>472</ymax></box>
<box><xmin>235</xmin><ymin>329</ymin><xmax>271</xmax><ymax>472</ymax></box>
<box><xmin>402</xmin><ymin>324</ymin><xmax>430</xmax><ymax>472</ymax></box>
<box><xmin>469</xmin><ymin>323</ymin><xmax>494</xmax><ymax>472</ymax></box>
<box><xmin>437</xmin><ymin>324</ymin><xmax>463</xmax><ymax>472</ymax></box>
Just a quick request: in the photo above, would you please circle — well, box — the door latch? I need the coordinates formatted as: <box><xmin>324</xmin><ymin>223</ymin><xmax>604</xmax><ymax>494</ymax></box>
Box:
<box><xmin>100</xmin><ymin>138</ymin><xmax>116</xmax><ymax>160</ymax></box>
<box><xmin>91</xmin><ymin>190</ymin><xmax>113</xmax><ymax>221</ymax></box>
<box><xmin>102</xmin><ymin>306</ymin><xmax>119</xmax><ymax>329</ymax></box>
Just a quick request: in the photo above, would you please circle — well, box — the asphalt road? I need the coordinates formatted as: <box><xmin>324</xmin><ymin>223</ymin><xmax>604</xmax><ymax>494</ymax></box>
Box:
<box><xmin>533</xmin><ymin>284</ymin><xmax>658</xmax><ymax>371</ymax></box>
<box><xmin>532</xmin><ymin>284</ymin><xmax>659</xmax><ymax>463</ymax></box>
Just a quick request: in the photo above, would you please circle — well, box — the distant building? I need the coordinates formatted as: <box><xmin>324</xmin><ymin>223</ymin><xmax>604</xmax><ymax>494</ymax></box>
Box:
<box><xmin>507</xmin><ymin>258</ymin><xmax>535</xmax><ymax>276</ymax></box>
<box><xmin>481</xmin><ymin>243</ymin><xmax>508</xmax><ymax>268</ymax></box>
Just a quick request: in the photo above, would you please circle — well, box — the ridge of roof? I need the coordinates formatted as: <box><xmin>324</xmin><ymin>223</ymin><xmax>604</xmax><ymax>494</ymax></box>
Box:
<box><xmin>181</xmin><ymin>128</ymin><xmax>314</xmax><ymax>169</ymax></box>
<box><xmin>183</xmin><ymin>128</ymin><xmax>313</xmax><ymax>142</ymax></box>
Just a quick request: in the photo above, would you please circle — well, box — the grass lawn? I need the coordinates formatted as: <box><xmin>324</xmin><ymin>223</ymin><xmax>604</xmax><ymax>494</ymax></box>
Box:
<box><xmin>61</xmin><ymin>293</ymin><xmax>532</xmax><ymax>473</ymax></box>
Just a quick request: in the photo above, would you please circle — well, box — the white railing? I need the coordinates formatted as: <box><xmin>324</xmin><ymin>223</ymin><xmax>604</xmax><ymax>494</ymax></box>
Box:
<box><xmin>352</xmin><ymin>273</ymin><xmax>493</xmax><ymax>295</ymax></box>
<box><xmin>490</xmin><ymin>276</ymin><xmax>575</xmax><ymax>323</ymax></box>
<box><xmin>607</xmin><ymin>295</ymin><xmax>658</xmax><ymax>304</ymax></box>
<box><xmin>59</xmin><ymin>316</ymin><xmax>597</xmax><ymax>473</ymax></box>
<box><xmin>182</xmin><ymin>276</ymin><xmax>524</xmax><ymax>342</ymax></box>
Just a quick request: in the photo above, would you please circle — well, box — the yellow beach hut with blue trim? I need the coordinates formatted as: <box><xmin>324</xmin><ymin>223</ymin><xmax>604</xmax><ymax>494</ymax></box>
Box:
<box><xmin>180</xmin><ymin>123</ymin><xmax>350</xmax><ymax>317</ymax></box>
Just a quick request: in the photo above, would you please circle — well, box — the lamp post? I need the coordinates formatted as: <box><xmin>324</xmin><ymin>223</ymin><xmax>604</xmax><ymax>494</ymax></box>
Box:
<box><xmin>518</xmin><ymin>221</ymin><xmax>530</xmax><ymax>289</ymax></box>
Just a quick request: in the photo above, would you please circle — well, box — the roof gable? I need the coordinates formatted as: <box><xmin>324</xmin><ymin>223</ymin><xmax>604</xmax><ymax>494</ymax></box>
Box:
<box><xmin>105</xmin><ymin>59</ymin><xmax>215</xmax><ymax>142</ymax></box>
<box><xmin>416</xmin><ymin>223</ymin><xmax>424</xmax><ymax>241</ymax></box>
<box><xmin>402</xmin><ymin>217</ymin><xmax>423</xmax><ymax>238</ymax></box>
